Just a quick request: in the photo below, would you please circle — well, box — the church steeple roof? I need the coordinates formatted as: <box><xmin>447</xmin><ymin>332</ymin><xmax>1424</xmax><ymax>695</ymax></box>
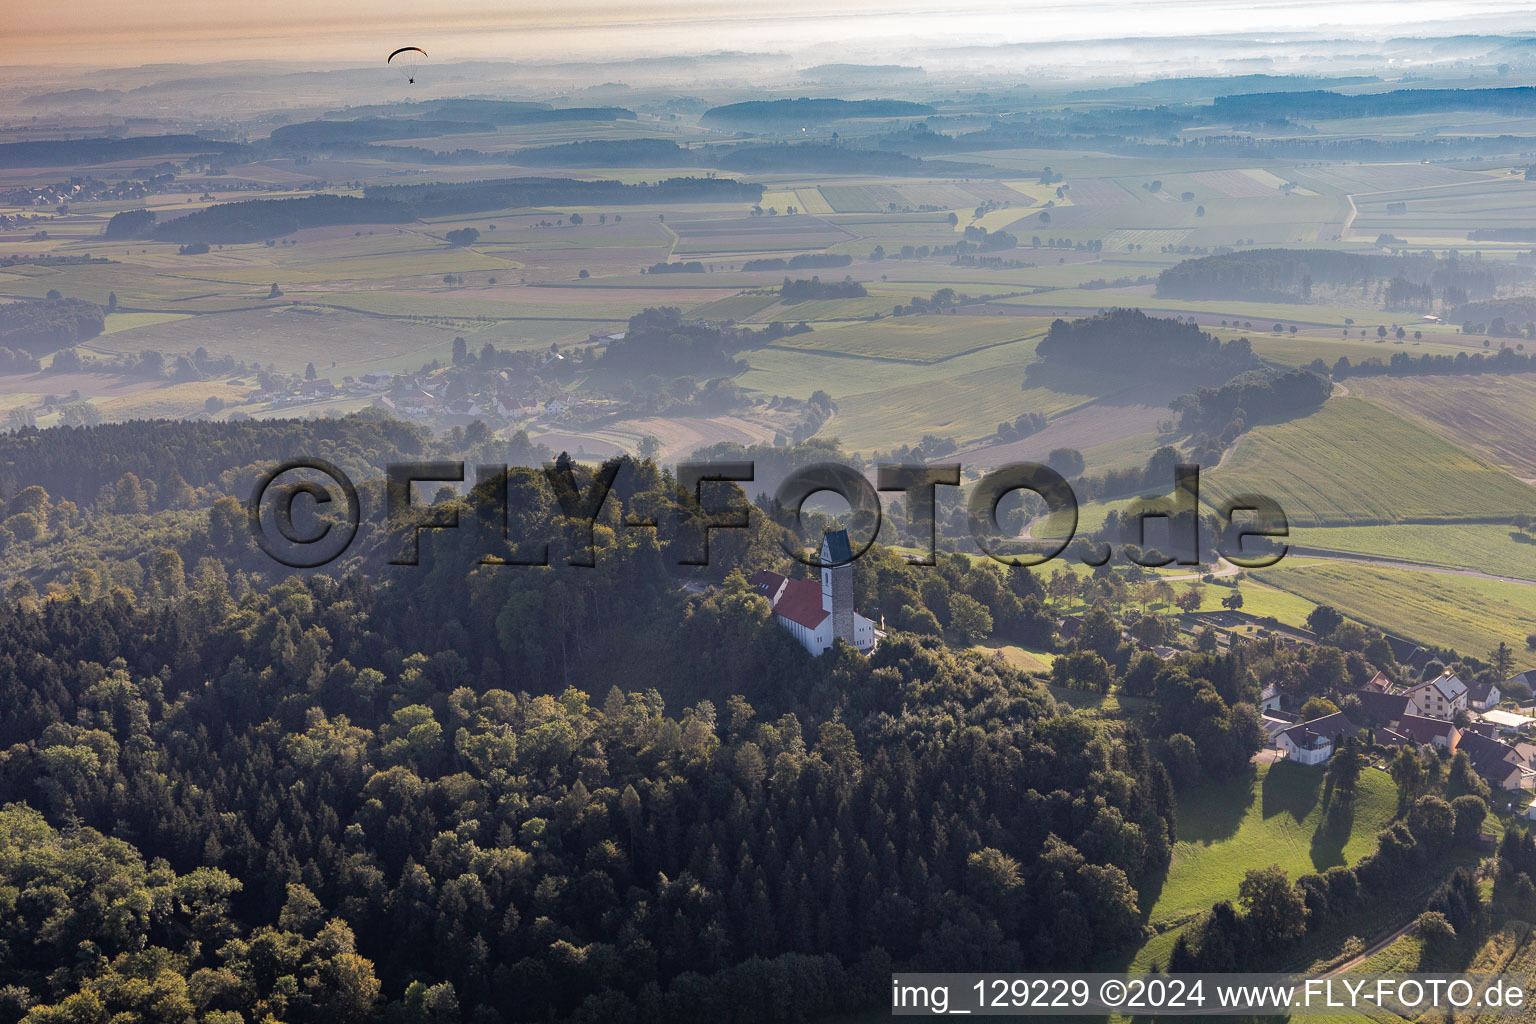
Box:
<box><xmin>821</xmin><ymin>528</ymin><xmax>853</xmax><ymax>565</ymax></box>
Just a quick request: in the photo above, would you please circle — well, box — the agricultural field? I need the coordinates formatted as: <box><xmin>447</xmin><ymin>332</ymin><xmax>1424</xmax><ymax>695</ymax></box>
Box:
<box><xmin>545</xmin><ymin>412</ymin><xmax>789</xmax><ymax>462</ymax></box>
<box><xmin>1348</xmin><ymin>373</ymin><xmax>1536</xmax><ymax>479</ymax></box>
<box><xmin>1246</xmin><ymin>331</ymin><xmax>1472</xmax><ymax>368</ymax></box>
<box><xmin>1292</xmin><ymin>523</ymin><xmax>1536</xmax><ymax>580</ymax></box>
<box><xmin>817</xmin><ymin>364</ymin><xmax>1052</xmax><ymax>452</ymax></box>
<box><xmin>1203</xmin><ymin>397</ymin><xmax>1536</xmax><ymax>526</ymax></box>
<box><xmin>82</xmin><ymin>306</ymin><xmax>466</xmax><ymax>377</ymax></box>
<box><xmin>1255</xmin><ymin>558</ymin><xmax>1536</xmax><ymax>655</ymax></box>
<box><xmin>763</xmin><ymin>315</ymin><xmax>1044</xmax><ymax>363</ymax></box>
<box><xmin>667</xmin><ymin>215</ymin><xmax>856</xmax><ymax>255</ymax></box>
<box><xmin>974</xmin><ymin>643</ymin><xmax>1057</xmax><ymax>675</ymax></box>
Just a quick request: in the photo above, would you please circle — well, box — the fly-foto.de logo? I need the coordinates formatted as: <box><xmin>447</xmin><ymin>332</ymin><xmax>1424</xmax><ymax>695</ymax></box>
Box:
<box><xmin>248</xmin><ymin>458</ymin><xmax>1290</xmax><ymax>571</ymax></box>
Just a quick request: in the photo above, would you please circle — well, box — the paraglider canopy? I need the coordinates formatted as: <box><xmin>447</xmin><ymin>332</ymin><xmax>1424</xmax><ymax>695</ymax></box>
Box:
<box><xmin>387</xmin><ymin>47</ymin><xmax>427</xmax><ymax>84</ymax></box>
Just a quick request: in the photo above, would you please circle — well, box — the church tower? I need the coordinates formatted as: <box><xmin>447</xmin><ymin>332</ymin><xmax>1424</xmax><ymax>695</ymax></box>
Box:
<box><xmin>820</xmin><ymin>529</ymin><xmax>855</xmax><ymax>646</ymax></box>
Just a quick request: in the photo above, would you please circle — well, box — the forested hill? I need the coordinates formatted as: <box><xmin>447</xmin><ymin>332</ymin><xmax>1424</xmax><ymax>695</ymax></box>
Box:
<box><xmin>0</xmin><ymin>298</ymin><xmax>106</xmax><ymax>356</ymax></box>
<box><xmin>145</xmin><ymin>194</ymin><xmax>418</xmax><ymax>244</ymax></box>
<box><xmin>269</xmin><ymin>109</ymin><xmax>636</xmax><ymax>147</ymax></box>
<box><xmin>1032</xmin><ymin>308</ymin><xmax>1263</xmax><ymax>384</ymax></box>
<box><xmin>0</xmin><ymin>415</ymin><xmax>429</xmax><ymax>504</ymax></box>
<box><xmin>1156</xmin><ymin>248</ymin><xmax>1530</xmax><ymax>303</ymax></box>
<box><xmin>365</xmin><ymin>176</ymin><xmax>763</xmax><ymax>217</ymax></box>
<box><xmin>0</xmin><ymin>134</ymin><xmax>245</xmax><ymax>169</ymax></box>
<box><xmin>700</xmin><ymin>97</ymin><xmax>935</xmax><ymax>127</ymax></box>
<box><xmin>268</xmin><ymin>119</ymin><xmax>498</xmax><ymax>146</ymax></box>
<box><xmin>0</xmin><ymin>412</ymin><xmax>1230</xmax><ymax>1023</ymax></box>
<box><xmin>508</xmin><ymin>138</ymin><xmax>694</xmax><ymax>168</ymax></box>
<box><xmin>101</xmin><ymin>177</ymin><xmax>762</xmax><ymax>244</ymax></box>
<box><xmin>1212</xmin><ymin>85</ymin><xmax>1536</xmax><ymax>121</ymax></box>
<box><xmin>714</xmin><ymin>143</ymin><xmax>998</xmax><ymax>177</ymax></box>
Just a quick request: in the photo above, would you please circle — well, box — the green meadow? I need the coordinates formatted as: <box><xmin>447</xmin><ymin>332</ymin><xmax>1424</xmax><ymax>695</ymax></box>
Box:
<box><xmin>1125</xmin><ymin>761</ymin><xmax>1398</xmax><ymax>971</ymax></box>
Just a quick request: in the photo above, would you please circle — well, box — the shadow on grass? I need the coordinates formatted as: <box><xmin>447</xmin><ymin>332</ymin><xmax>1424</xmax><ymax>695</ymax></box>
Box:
<box><xmin>1309</xmin><ymin>784</ymin><xmax>1357</xmax><ymax>871</ymax></box>
<box><xmin>1134</xmin><ymin>863</ymin><xmax>1170</xmax><ymax>922</ymax></box>
<box><xmin>1128</xmin><ymin>766</ymin><xmax>1262</xmax><ymax>925</ymax></box>
<box><xmin>1176</xmin><ymin>765</ymin><xmax>1260</xmax><ymax>845</ymax></box>
<box><xmin>1261</xmin><ymin>759</ymin><xmax>1321</xmax><ymax>823</ymax></box>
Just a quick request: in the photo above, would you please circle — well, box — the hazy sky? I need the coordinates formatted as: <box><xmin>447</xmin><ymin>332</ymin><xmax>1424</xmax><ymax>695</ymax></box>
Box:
<box><xmin>13</xmin><ymin>0</ymin><xmax>1535</xmax><ymax>66</ymax></box>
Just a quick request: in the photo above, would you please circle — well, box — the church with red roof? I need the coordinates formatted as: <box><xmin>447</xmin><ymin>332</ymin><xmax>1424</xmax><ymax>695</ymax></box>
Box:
<box><xmin>749</xmin><ymin>529</ymin><xmax>877</xmax><ymax>656</ymax></box>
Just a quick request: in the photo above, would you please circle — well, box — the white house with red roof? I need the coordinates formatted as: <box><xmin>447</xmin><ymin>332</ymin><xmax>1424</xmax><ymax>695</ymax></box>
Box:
<box><xmin>750</xmin><ymin>529</ymin><xmax>876</xmax><ymax>657</ymax></box>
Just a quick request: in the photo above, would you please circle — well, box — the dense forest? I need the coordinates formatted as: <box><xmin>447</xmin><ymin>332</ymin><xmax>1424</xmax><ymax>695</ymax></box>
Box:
<box><xmin>365</xmin><ymin>178</ymin><xmax>763</xmax><ymax>218</ymax></box>
<box><xmin>1170</xmin><ymin>367</ymin><xmax>1333</xmax><ymax>435</ymax></box>
<box><xmin>644</xmin><ymin>262</ymin><xmax>705</xmax><ymax>275</ymax></box>
<box><xmin>121</xmin><ymin>196</ymin><xmax>417</xmax><ymax>244</ymax></box>
<box><xmin>0</xmin><ymin>417</ymin><xmax>1237</xmax><ymax>1024</ymax></box>
<box><xmin>1448</xmin><ymin>295</ymin><xmax>1536</xmax><ymax>327</ymax></box>
<box><xmin>779</xmin><ymin>277</ymin><xmax>867</xmax><ymax>303</ymax></box>
<box><xmin>1030</xmin><ymin>309</ymin><xmax>1262</xmax><ymax>385</ymax></box>
<box><xmin>0</xmin><ymin>135</ymin><xmax>245</xmax><ymax>169</ymax></box>
<box><xmin>1211</xmin><ymin>85</ymin><xmax>1536</xmax><ymax>121</ymax></box>
<box><xmin>103</xmin><ymin>208</ymin><xmax>157</xmax><ymax>239</ymax></box>
<box><xmin>0</xmin><ymin>416</ymin><xmax>426</xmax><ymax>507</ymax></box>
<box><xmin>1156</xmin><ymin>249</ymin><xmax>1526</xmax><ymax>304</ymax></box>
<box><xmin>507</xmin><ymin>140</ymin><xmax>693</xmax><ymax>168</ymax></box>
<box><xmin>740</xmin><ymin>254</ymin><xmax>852</xmax><ymax>272</ymax></box>
<box><xmin>269</xmin><ymin>111</ymin><xmax>635</xmax><ymax>148</ymax></box>
<box><xmin>713</xmin><ymin>144</ymin><xmax>996</xmax><ymax>178</ymax></box>
<box><xmin>597</xmin><ymin>307</ymin><xmax>807</xmax><ymax>375</ymax></box>
<box><xmin>700</xmin><ymin>98</ymin><xmax>935</xmax><ymax>128</ymax></box>
<box><xmin>0</xmin><ymin>411</ymin><xmax>1520</xmax><ymax>1021</ymax></box>
<box><xmin>0</xmin><ymin>298</ymin><xmax>106</xmax><ymax>356</ymax></box>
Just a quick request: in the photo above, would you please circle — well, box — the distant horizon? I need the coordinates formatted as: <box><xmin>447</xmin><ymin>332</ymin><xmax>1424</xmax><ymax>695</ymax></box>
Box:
<box><xmin>13</xmin><ymin>0</ymin><xmax>1536</xmax><ymax>69</ymax></box>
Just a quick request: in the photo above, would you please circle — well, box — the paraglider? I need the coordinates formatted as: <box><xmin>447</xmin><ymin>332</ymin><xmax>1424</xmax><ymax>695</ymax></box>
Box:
<box><xmin>387</xmin><ymin>47</ymin><xmax>426</xmax><ymax>85</ymax></box>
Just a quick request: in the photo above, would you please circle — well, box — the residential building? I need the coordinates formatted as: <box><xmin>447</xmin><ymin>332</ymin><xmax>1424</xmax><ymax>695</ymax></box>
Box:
<box><xmin>1362</xmin><ymin>670</ymin><xmax>1394</xmax><ymax>694</ymax></box>
<box><xmin>1455</xmin><ymin>731</ymin><xmax>1534</xmax><ymax>792</ymax></box>
<box><xmin>1274</xmin><ymin>712</ymin><xmax>1361</xmax><ymax>766</ymax></box>
<box><xmin>1404</xmin><ymin>671</ymin><xmax>1468</xmax><ymax>720</ymax></box>
<box><xmin>1395</xmin><ymin>714</ymin><xmax>1459</xmax><ymax>750</ymax></box>
<box><xmin>1467</xmin><ymin>679</ymin><xmax>1502</xmax><ymax>711</ymax></box>
<box><xmin>1260</xmin><ymin>714</ymin><xmax>1293</xmax><ymax>742</ymax></box>
<box><xmin>1351</xmin><ymin>689</ymin><xmax>1410</xmax><ymax>725</ymax></box>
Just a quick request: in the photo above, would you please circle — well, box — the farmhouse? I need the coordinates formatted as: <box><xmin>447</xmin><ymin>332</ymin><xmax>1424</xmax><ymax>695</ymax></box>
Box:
<box><xmin>750</xmin><ymin>529</ymin><xmax>876</xmax><ymax>657</ymax></box>
<box><xmin>1404</xmin><ymin>670</ymin><xmax>1468</xmax><ymax>720</ymax></box>
<box><xmin>1274</xmin><ymin>712</ymin><xmax>1361</xmax><ymax>765</ymax></box>
<box><xmin>1395</xmin><ymin>714</ymin><xmax>1459</xmax><ymax>750</ymax></box>
<box><xmin>1467</xmin><ymin>679</ymin><xmax>1502</xmax><ymax>711</ymax></box>
<box><xmin>297</xmin><ymin>378</ymin><xmax>337</xmax><ymax>398</ymax></box>
<box><xmin>1456</xmin><ymin>730</ymin><xmax>1535</xmax><ymax>792</ymax></box>
<box><xmin>1361</xmin><ymin>670</ymin><xmax>1394</xmax><ymax>694</ymax></box>
<box><xmin>1351</xmin><ymin>688</ymin><xmax>1410</xmax><ymax>725</ymax></box>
